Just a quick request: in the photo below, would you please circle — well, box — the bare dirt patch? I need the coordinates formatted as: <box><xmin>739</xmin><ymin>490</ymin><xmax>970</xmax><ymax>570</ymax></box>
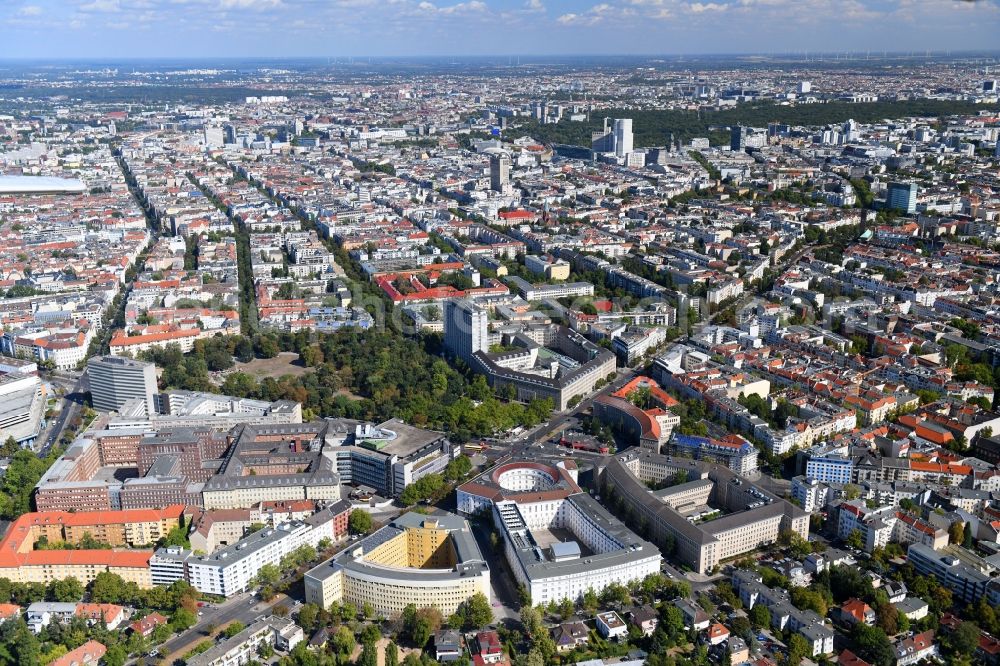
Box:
<box><xmin>233</xmin><ymin>351</ymin><xmax>309</xmax><ymax>379</ymax></box>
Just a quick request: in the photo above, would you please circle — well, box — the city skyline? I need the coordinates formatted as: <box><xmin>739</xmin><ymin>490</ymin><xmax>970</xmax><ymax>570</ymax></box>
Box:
<box><xmin>1</xmin><ymin>0</ymin><xmax>1000</xmax><ymax>661</ymax></box>
<box><xmin>3</xmin><ymin>0</ymin><xmax>999</xmax><ymax>59</ymax></box>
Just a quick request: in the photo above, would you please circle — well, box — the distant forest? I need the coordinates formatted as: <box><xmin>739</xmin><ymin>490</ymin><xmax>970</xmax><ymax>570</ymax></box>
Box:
<box><xmin>0</xmin><ymin>85</ymin><xmax>317</xmax><ymax>104</ymax></box>
<box><xmin>505</xmin><ymin>99</ymin><xmax>999</xmax><ymax>148</ymax></box>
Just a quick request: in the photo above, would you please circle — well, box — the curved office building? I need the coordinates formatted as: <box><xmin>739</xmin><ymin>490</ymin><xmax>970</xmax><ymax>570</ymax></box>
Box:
<box><xmin>304</xmin><ymin>511</ymin><xmax>489</xmax><ymax>618</ymax></box>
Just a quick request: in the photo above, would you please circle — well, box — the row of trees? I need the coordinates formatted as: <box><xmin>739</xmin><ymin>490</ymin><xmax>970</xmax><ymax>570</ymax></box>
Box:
<box><xmin>0</xmin><ymin>447</ymin><xmax>65</xmax><ymax>520</ymax></box>
<box><xmin>399</xmin><ymin>455</ymin><xmax>473</xmax><ymax>505</ymax></box>
<box><xmin>251</xmin><ymin>542</ymin><xmax>329</xmax><ymax>599</ymax></box>
<box><xmin>0</xmin><ymin>574</ymin><xmax>203</xmax><ymax>666</ymax></box>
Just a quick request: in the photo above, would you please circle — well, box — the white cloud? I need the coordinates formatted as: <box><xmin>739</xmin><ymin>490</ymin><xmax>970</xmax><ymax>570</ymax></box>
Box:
<box><xmin>556</xmin><ymin>3</ymin><xmax>618</xmax><ymax>25</ymax></box>
<box><xmin>219</xmin><ymin>0</ymin><xmax>283</xmax><ymax>8</ymax></box>
<box><xmin>687</xmin><ymin>2</ymin><xmax>728</xmax><ymax>12</ymax></box>
<box><xmin>627</xmin><ymin>0</ymin><xmax>677</xmax><ymax>8</ymax></box>
<box><xmin>438</xmin><ymin>0</ymin><xmax>487</xmax><ymax>14</ymax></box>
<box><xmin>18</xmin><ymin>4</ymin><xmax>43</xmax><ymax>15</ymax></box>
<box><xmin>413</xmin><ymin>0</ymin><xmax>489</xmax><ymax>19</ymax></box>
<box><xmin>79</xmin><ymin>0</ymin><xmax>119</xmax><ymax>11</ymax></box>
<box><xmin>524</xmin><ymin>0</ymin><xmax>544</xmax><ymax>10</ymax></box>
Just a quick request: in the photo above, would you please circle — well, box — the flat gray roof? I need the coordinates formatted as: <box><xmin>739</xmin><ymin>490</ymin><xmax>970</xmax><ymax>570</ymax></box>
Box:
<box><xmin>305</xmin><ymin>510</ymin><xmax>487</xmax><ymax>585</ymax></box>
<box><xmin>187</xmin><ymin>617</ymin><xmax>296</xmax><ymax>666</ymax></box>
<box><xmin>369</xmin><ymin>418</ymin><xmax>447</xmax><ymax>458</ymax></box>
<box><xmin>192</xmin><ymin>521</ymin><xmax>308</xmax><ymax>568</ymax></box>
<box><xmin>499</xmin><ymin>492</ymin><xmax>660</xmax><ymax>581</ymax></box>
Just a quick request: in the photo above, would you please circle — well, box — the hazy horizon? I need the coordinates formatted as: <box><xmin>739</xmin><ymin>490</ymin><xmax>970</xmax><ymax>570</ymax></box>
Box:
<box><xmin>3</xmin><ymin>0</ymin><xmax>999</xmax><ymax>60</ymax></box>
<box><xmin>2</xmin><ymin>51</ymin><xmax>1000</xmax><ymax>63</ymax></box>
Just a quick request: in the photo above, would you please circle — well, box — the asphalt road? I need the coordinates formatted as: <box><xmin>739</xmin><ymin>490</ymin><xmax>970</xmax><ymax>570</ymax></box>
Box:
<box><xmin>479</xmin><ymin>367</ymin><xmax>637</xmax><ymax>457</ymax></box>
<box><xmin>469</xmin><ymin>521</ymin><xmax>519</xmax><ymax>625</ymax></box>
<box><xmin>149</xmin><ymin>592</ymin><xmax>291</xmax><ymax>665</ymax></box>
<box><xmin>37</xmin><ymin>370</ymin><xmax>88</xmax><ymax>455</ymax></box>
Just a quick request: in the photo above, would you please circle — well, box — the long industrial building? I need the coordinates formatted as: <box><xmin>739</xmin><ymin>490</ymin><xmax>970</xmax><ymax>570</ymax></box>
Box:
<box><xmin>303</xmin><ymin>511</ymin><xmax>489</xmax><ymax>618</ymax></box>
<box><xmin>598</xmin><ymin>450</ymin><xmax>808</xmax><ymax>574</ymax></box>
<box><xmin>0</xmin><ymin>361</ymin><xmax>46</xmax><ymax>447</ymax></box>
<box><xmin>457</xmin><ymin>459</ymin><xmax>661</xmax><ymax>605</ymax></box>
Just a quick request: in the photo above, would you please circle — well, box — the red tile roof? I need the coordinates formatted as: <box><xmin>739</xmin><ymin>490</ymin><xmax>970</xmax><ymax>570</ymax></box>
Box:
<box><xmin>839</xmin><ymin>649</ymin><xmax>872</xmax><ymax>666</ymax></box>
<box><xmin>49</xmin><ymin>641</ymin><xmax>106</xmax><ymax>666</ymax></box>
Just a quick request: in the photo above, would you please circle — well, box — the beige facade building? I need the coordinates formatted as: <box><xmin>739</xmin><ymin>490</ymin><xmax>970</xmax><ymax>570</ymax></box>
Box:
<box><xmin>599</xmin><ymin>451</ymin><xmax>808</xmax><ymax>574</ymax></box>
<box><xmin>304</xmin><ymin>512</ymin><xmax>489</xmax><ymax>618</ymax></box>
<box><xmin>0</xmin><ymin>506</ymin><xmax>185</xmax><ymax>588</ymax></box>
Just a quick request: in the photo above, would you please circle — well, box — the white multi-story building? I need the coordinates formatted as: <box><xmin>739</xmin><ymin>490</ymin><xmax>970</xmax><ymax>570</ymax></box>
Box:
<box><xmin>837</xmin><ymin>501</ymin><xmax>894</xmax><ymax>552</ymax></box>
<box><xmin>612</xmin><ymin>326</ymin><xmax>667</xmax><ymax>366</ymax></box>
<box><xmin>707</xmin><ymin>278</ymin><xmax>744</xmax><ymax>305</ymax></box>
<box><xmin>614</xmin><ymin>119</ymin><xmax>633</xmax><ymax>158</ymax></box>
<box><xmin>590</xmin><ymin>118</ymin><xmax>633</xmax><ymax>159</ymax></box>
<box><xmin>184</xmin><ymin>510</ymin><xmax>337</xmax><ymax>596</ymax></box>
<box><xmin>458</xmin><ymin>460</ymin><xmax>660</xmax><ymax>606</ymax></box>
<box><xmin>5</xmin><ymin>328</ymin><xmax>94</xmax><ymax>370</ymax></box>
<box><xmin>496</xmin><ymin>494</ymin><xmax>661</xmax><ymax>606</ymax></box>
<box><xmin>732</xmin><ymin>570</ymin><xmax>835</xmax><ymax>657</ymax></box>
<box><xmin>908</xmin><ymin>544</ymin><xmax>991</xmax><ymax>605</ymax></box>
<box><xmin>805</xmin><ymin>453</ymin><xmax>854</xmax><ymax>485</ymax></box>
<box><xmin>891</xmin><ymin>631</ymin><xmax>938</xmax><ymax>666</ymax></box>
<box><xmin>507</xmin><ymin>277</ymin><xmax>593</xmax><ymax>301</ymax></box>
<box><xmin>109</xmin><ymin>328</ymin><xmax>201</xmax><ymax>355</ymax></box>
<box><xmin>791</xmin><ymin>476</ymin><xmax>829</xmax><ymax>513</ymax></box>
<box><xmin>149</xmin><ymin>545</ymin><xmax>189</xmax><ymax>586</ymax></box>
<box><xmin>88</xmin><ymin>355</ymin><xmax>158</xmax><ymax>416</ymax></box>
<box><xmin>836</xmin><ymin>499</ymin><xmax>949</xmax><ymax>554</ymax></box>
<box><xmin>444</xmin><ymin>299</ymin><xmax>488</xmax><ymax>363</ymax></box>
<box><xmin>0</xmin><ymin>369</ymin><xmax>46</xmax><ymax>447</ymax></box>
<box><xmin>187</xmin><ymin>616</ymin><xmax>303</xmax><ymax>666</ymax></box>
<box><xmin>25</xmin><ymin>602</ymin><xmax>78</xmax><ymax>634</ymax></box>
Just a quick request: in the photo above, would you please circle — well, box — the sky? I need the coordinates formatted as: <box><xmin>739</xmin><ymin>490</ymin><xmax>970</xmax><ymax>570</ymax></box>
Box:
<box><xmin>1</xmin><ymin>0</ymin><xmax>999</xmax><ymax>59</ymax></box>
